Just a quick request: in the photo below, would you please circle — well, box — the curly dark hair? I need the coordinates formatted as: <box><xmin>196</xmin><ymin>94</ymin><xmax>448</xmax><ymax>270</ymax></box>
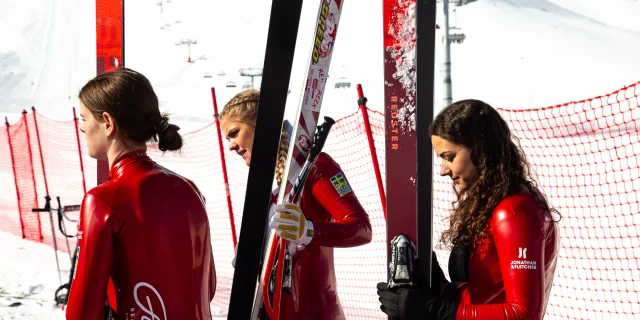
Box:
<box><xmin>429</xmin><ymin>99</ymin><xmax>559</xmax><ymax>250</ymax></box>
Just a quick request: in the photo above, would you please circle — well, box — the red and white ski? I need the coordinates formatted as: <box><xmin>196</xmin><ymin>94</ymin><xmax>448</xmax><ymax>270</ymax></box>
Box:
<box><xmin>253</xmin><ymin>1</ymin><xmax>345</xmax><ymax>319</ymax></box>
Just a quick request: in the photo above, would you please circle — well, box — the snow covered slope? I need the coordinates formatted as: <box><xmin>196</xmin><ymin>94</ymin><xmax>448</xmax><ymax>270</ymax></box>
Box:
<box><xmin>1</xmin><ymin>0</ymin><xmax>639</xmax><ymax>129</ymax></box>
<box><xmin>431</xmin><ymin>0</ymin><xmax>640</xmax><ymax>115</ymax></box>
<box><xmin>0</xmin><ymin>231</ymin><xmax>68</xmax><ymax>319</ymax></box>
<box><xmin>0</xmin><ymin>0</ymin><xmax>96</xmax><ymax>124</ymax></box>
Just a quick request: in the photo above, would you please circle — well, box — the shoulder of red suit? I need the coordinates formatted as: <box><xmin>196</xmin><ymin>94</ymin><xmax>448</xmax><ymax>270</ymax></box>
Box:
<box><xmin>490</xmin><ymin>188</ymin><xmax>549</xmax><ymax>225</ymax></box>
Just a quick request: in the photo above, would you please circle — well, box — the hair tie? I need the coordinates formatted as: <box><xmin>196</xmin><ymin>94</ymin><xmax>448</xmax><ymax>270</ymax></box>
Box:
<box><xmin>156</xmin><ymin>118</ymin><xmax>170</xmax><ymax>133</ymax></box>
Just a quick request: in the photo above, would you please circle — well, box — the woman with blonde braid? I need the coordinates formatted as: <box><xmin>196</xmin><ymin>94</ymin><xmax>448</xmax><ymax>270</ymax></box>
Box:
<box><xmin>220</xmin><ymin>89</ymin><xmax>372</xmax><ymax>319</ymax></box>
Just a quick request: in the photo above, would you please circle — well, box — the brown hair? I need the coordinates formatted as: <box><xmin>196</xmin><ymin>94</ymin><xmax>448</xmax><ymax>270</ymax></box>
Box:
<box><xmin>429</xmin><ymin>99</ymin><xmax>560</xmax><ymax>250</ymax></box>
<box><xmin>217</xmin><ymin>89</ymin><xmax>289</xmax><ymax>185</ymax></box>
<box><xmin>79</xmin><ymin>67</ymin><xmax>183</xmax><ymax>152</ymax></box>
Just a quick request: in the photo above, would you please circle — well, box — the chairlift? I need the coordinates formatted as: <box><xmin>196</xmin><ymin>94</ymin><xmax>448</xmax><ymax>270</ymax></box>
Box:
<box><xmin>335</xmin><ymin>77</ymin><xmax>351</xmax><ymax>89</ymax></box>
<box><xmin>449</xmin><ymin>27</ymin><xmax>466</xmax><ymax>44</ymax></box>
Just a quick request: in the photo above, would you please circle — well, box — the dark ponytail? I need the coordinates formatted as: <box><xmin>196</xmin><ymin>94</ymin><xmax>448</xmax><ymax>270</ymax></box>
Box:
<box><xmin>79</xmin><ymin>68</ymin><xmax>184</xmax><ymax>152</ymax></box>
<box><xmin>155</xmin><ymin>114</ymin><xmax>183</xmax><ymax>152</ymax></box>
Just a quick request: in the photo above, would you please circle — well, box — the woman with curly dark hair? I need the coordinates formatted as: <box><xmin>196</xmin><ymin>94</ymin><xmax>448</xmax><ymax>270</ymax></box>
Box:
<box><xmin>377</xmin><ymin>99</ymin><xmax>561</xmax><ymax>320</ymax></box>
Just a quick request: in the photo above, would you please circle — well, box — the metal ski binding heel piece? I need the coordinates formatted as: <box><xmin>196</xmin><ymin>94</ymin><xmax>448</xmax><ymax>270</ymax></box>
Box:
<box><xmin>388</xmin><ymin>234</ymin><xmax>417</xmax><ymax>289</ymax></box>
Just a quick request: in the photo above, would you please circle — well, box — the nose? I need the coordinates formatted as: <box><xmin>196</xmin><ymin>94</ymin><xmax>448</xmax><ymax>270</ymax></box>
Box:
<box><xmin>229</xmin><ymin>141</ymin><xmax>238</xmax><ymax>151</ymax></box>
<box><xmin>439</xmin><ymin>163</ymin><xmax>451</xmax><ymax>177</ymax></box>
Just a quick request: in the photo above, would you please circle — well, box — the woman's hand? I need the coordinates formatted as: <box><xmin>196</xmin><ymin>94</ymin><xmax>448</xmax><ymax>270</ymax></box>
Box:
<box><xmin>269</xmin><ymin>203</ymin><xmax>314</xmax><ymax>246</ymax></box>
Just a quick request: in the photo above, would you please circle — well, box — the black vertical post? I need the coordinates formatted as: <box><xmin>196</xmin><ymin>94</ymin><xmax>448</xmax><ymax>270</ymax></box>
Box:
<box><xmin>416</xmin><ymin>0</ymin><xmax>438</xmax><ymax>287</ymax></box>
<box><xmin>227</xmin><ymin>0</ymin><xmax>304</xmax><ymax>318</ymax></box>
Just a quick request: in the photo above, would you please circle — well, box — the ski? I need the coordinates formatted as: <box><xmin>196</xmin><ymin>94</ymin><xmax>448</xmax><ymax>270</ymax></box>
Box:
<box><xmin>383</xmin><ymin>0</ymin><xmax>437</xmax><ymax>289</ymax></box>
<box><xmin>415</xmin><ymin>0</ymin><xmax>438</xmax><ymax>287</ymax></box>
<box><xmin>254</xmin><ymin>0</ymin><xmax>345</xmax><ymax>318</ymax></box>
<box><xmin>227</xmin><ymin>0</ymin><xmax>304</xmax><ymax>318</ymax></box>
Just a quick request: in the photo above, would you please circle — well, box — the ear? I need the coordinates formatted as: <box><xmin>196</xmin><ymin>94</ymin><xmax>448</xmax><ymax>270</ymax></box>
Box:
<box><xmin>102</xmin><ymin>112</ymin><xmax>117</xmax><ymax>137</ymax></box>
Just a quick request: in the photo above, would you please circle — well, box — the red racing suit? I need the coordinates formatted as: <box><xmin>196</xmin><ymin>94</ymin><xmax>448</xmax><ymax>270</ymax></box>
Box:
<box><xmin>66</xmin><ymin>150</ymin><xmax>216</xmax><ymax>320</ymax></box>
<box><xmin>453</xmin><ymin>187</ymin><xmax>559</xmax><ymax>320</ymax></box>
<box><xmin>271</xmin><ymin>152</ymin><xmax>373</xmax><ymax>320</ymax></box>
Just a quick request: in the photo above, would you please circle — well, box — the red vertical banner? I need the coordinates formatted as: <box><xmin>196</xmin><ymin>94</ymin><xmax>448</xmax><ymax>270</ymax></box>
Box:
<box><xmin>95</xmin><ymin>0</ymin><xmax>123</xmax><ymax>312</ymax></box>
<box><xmin>95</xmin><ymin>0</ymin><xmax>124</xmax><ymax>185</ymax></box>
<box><xmin>383</xmin><ymin>0</ymin><xmax>418</xmax><ymax>265</ymax></box>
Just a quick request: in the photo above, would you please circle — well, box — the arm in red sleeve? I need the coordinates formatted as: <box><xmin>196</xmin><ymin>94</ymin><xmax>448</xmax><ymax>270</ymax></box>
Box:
<box><xmin>66</xmin><ymin>193</ymin><xmax>118</xmax><ymax>320</ymax></box>
<box><xmin>455</xmin><ymin>196</ymin><xmax>547</xmax><ymax>320</ymax></box>
<box><xmin>307</xmin><ymin>153</ymin><xmax>372</xmax><ymax>248</ymax></box>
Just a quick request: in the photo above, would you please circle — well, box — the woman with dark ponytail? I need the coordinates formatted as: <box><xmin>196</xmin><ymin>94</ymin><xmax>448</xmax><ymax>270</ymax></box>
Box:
<box><xmin>66</xmin><ymin>68</ymin><xmax>216</xmax><ymax>320</ymax></box>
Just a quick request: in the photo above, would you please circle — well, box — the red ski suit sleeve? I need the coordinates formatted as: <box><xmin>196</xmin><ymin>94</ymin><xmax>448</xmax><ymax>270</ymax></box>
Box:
<box><xmin>303</xmin><ymin>152</ymin><xmax>373</xmax><ymax>247</ymax></box>
<box><xmin>279</xmin><ymin>152</ymin><xmax>372</xmax><ymax>319</ymax></box>
<box><xmin>66</xmin><ymin>151</ymin><xmax>216</xmax><ymax>320</ymax></box>
<box><xmin>66</xmin><ymin>194</ymin><xmax>115</xmax><ymax>319</ymax></box>
<box><xmin>454</xmin><ymin>190</ymin><xmax>559</xmax><ymax>320</ymax></box>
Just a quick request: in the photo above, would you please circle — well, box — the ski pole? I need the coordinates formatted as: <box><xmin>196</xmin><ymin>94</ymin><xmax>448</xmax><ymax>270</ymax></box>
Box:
<box><xmin>32</xmin><ymin>196</ymin><xmax>63</xmax><ymax>286</ymax></box>
<box><xmin>262</xmin><ymin>117</ymin><xmax>336</xmax><ymax>319</ymax></box>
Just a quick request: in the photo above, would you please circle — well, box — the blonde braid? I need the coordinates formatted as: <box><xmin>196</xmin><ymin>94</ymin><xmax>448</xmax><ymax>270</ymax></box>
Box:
<box><xmin>275</xmin><ymin>126</ymin><xmax>289</xmax><ymax>186</ymax></box>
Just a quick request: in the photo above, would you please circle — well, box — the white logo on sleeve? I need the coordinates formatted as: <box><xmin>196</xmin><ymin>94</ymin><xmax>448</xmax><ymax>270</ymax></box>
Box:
<box><xmin>133</xmin><ymin>282</ymin><xmax>167</xmax><ymax>320</ymax></box>
<box><xmin>518</xmin><ymin>247</ymin><xmax>527</xmax><ymax>259</ymax></box>
<box><xmin>511</xmin><ymin>247</ymin><xmax>536</xmax><ymax>270</ymax></box>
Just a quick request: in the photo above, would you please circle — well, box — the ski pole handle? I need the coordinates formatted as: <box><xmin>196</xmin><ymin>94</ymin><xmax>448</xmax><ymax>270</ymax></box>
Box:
<box><xmin>307</xmin><ymin>116</ymin><xmax>335</xmax><ymax>163</ymax></box>
<box><xmin>288</xmin><ymin>116</ymin><xmax>336</xmax><ymax>205</ymax></box>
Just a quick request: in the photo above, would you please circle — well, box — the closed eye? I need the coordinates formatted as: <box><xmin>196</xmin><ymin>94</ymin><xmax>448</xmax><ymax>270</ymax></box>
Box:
<box><xmin>226</xmin><ymin>128</ymin><xmax>239</xmax><ymax>142</ymax></box>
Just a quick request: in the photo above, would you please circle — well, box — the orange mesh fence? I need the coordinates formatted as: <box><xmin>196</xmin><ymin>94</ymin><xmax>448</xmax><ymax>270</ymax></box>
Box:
<box><xmin>1</xmin><ymin>82</ymin><xmax>639</xmax><ymax>319</ymax></box>
<box><xmin>145</xmin><ymin>124</ymin><xmax>239</xmax><ymax>314</ymax></box>
<box><xmin>322</xmin><ymin>109</ymin><xmax>387</xmax><ymax>319</ymax></box>
<box><xmin>431</xmin><ymin>82</ymin><xmax>640</xmax><ymax>320</ymax></box>
<box><xmin>0</xmin><ymin>119</ymin><xmax>27</xmax><ymax>238</ymax></box>
<box><xmin>501</xmin><ymin>82</ymin><xmax>639</xmax><ymax>319</ymax></box>
<box><xmin>2</xmin><ymin>116</ymin><xmax>42</xmax><ymax>242</ymax></box>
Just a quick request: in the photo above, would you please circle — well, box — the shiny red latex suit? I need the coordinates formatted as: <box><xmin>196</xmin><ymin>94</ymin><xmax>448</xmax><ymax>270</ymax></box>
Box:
<box><xmin>66</xmin><ymin>150</ymin><xmax>216</xmax><ymax>320</ymax></box>
<box><xmin>454</xmin><ymin>187</ymin><xmax>559</xmax><ymax>320</ymax></box>
<box><xmin>274</xmin><ymin>152</ymin><xmax>373</xmax><ymax>320</ymax></box>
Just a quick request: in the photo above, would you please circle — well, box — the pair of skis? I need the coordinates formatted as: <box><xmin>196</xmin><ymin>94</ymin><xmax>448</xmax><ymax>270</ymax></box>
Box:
<box><xmin>230</xmin><ymin>0</ymin><xmax>438</xmax><ymax>318</ymax></box>
<box><xmin>229</xmin><ymin>0</ymin><xmax>344</xmax><ymax>319</ymax></box>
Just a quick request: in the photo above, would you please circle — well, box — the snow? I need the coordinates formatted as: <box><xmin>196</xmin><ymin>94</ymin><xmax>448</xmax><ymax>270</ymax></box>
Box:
<box><xmin>0</xmin><ymin>231</ymin><xmax>68</xmax><ymax>319</ymax></box>
<box><xmin>387</xmin><ymin>0</ymin><xmax>418</xmax><ymax>132</ymax></box>
<box><xmin>2</xmin><ymin>0</ymin><xmax>640</xmax><ymax>318</ymax></box>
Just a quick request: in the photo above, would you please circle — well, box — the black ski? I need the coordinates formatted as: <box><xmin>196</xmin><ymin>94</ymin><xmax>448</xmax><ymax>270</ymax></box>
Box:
<box><xmin>227</xmin><ymin>0</ymin><xmax>304</xmax><ymax>318</ymax></box>
<box><xmin>416</xmin><ymin>0</ymin><xmax>438</xmax><ymax>287</ymax></box>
